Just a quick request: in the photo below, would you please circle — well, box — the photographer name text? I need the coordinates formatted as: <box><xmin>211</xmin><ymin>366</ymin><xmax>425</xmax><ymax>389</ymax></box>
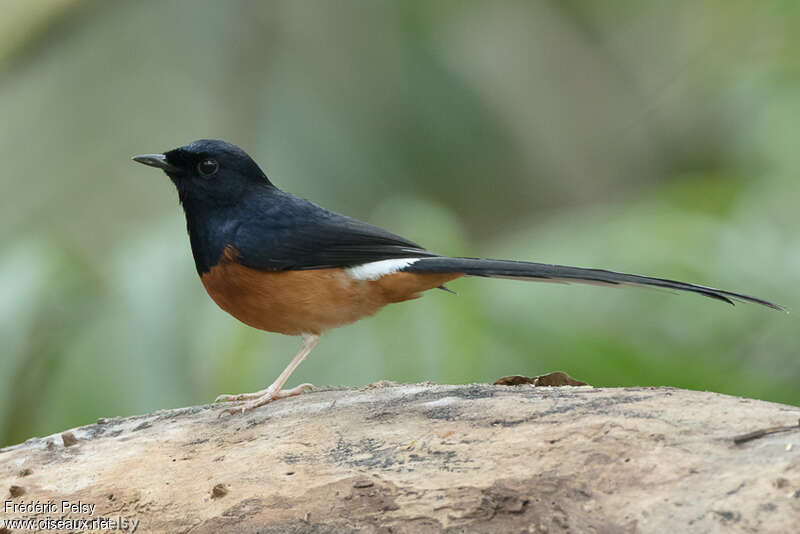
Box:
<box><xmin>5</xmin><ymin>499</ymin><xmax>96</xmax><ymax>515</ymax></box>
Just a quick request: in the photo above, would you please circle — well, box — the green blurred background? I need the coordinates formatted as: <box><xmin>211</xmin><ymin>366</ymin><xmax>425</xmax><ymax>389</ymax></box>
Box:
<box><xmin>0</xmin><ymin>0</ymin><xmax>797</xmax><ymax>447</ymax></box>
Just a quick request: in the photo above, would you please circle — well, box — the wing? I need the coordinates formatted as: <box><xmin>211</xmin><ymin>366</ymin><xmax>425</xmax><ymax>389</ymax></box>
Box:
<box><xmin>231</xmin><ymin>190</ymin><xmax>439</xmax><ymax>271</ymax></box>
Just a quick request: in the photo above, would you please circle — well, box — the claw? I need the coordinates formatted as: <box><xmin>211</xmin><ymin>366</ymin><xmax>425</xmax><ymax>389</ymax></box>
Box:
<box><xmin>216</xmin><ymin>383</ymin><xmax>315</xmax><ymax>416</ymax></box>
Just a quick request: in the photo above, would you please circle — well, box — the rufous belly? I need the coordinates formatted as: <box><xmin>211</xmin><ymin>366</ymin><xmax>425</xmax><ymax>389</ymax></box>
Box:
<box><xmin>200</xmin><ymin>255</ymin><xmax>462</xmax><ymax>336</ymax></box>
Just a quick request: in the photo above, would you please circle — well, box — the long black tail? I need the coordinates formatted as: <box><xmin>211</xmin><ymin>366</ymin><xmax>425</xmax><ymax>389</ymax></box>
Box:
<box><xmin>402</xmin><ymin>257</ymin><xmax>784</xmax><ymax>311</ymax></box>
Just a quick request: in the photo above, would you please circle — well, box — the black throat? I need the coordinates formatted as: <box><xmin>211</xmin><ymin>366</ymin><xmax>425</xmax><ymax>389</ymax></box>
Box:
<box><xmin>181</xmin><ymin>200</ymin><xmax>240</xmax><ymax>275</ymax></box>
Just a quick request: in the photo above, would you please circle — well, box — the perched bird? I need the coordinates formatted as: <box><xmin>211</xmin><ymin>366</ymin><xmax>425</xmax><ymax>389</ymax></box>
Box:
<box><xmin>133</xmin><ymin>140</ymin><xmax>782</xmax><ymax>414</ymax></box>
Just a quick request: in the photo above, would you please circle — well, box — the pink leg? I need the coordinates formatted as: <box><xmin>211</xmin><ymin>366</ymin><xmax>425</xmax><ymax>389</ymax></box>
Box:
<box><xmin>216</xmin><ymin>334</ymin><xmax>320</xmax><ymax>416</ymax></box>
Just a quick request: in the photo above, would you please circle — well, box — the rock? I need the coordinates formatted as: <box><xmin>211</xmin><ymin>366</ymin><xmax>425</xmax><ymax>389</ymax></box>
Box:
<box><xmin>0</xmin><ymin>383</ymin><xmax>798</xmax><ymax>533</ymax></box>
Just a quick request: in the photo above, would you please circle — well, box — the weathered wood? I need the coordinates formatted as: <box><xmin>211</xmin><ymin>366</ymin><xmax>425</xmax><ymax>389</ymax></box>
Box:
<box><xmin>1</xmin><ymin>383</ymin><xmax>799</xmax><ymax>533</ymax></box>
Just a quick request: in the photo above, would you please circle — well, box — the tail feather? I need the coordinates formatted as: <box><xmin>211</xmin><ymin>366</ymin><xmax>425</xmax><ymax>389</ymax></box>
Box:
<box><xmin>402</xmin><ymin>257</ymin><xmax>784</xmax><ymax>311</ymax></box>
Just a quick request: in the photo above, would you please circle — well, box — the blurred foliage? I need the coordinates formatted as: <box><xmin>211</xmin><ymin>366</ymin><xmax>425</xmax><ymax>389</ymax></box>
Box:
<box><xmin>0</xmin><ymin>1</ymin><xmax>797</xmax><ymax>447</ymax></box>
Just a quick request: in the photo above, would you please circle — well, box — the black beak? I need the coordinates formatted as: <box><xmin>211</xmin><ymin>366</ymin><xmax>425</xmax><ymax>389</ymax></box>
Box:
<box><xmin>132</xmin><ymin>153</ymin><xmax>181</xmax><ymax>173</ymax></box>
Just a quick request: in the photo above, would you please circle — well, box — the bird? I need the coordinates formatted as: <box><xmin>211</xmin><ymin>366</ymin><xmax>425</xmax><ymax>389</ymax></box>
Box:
<box><xmin>132</xmin><ymin>139</ymin><xmax>783</xmax><ymax>415</ymax></box>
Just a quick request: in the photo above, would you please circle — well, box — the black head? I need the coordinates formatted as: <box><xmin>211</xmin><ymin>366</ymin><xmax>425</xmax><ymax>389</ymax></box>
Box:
<box><xmin>132</xmin><ymin>139</ymin><xmax>274</xmax><ymax>207</ymax></box>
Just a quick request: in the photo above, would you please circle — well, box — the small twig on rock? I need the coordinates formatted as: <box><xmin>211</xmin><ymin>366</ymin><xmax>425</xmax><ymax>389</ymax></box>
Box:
<box><xmin>732</xmin><ymin>419</ymin><xmax>800</xmax><ymax>445</ymax></box>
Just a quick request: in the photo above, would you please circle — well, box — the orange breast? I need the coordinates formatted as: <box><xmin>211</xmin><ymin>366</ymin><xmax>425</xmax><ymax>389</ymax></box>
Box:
<box><xmin>200</xmin><ymin>247</ymin><xmax>462</xmax><ymax>335</ymax></box>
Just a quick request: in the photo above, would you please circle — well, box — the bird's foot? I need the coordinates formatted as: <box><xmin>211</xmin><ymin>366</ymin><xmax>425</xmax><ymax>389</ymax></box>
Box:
<box><xmin>216</xmin><ymin>383</ymin><xmax>314</xmax><ymax>416</ymax></box>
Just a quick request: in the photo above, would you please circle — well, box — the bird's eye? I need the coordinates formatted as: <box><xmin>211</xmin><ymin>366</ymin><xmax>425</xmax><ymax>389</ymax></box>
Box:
<box><xmin>197</xmin><ymin>158</ymin><xmax>219</xmax><ymax>177</ymax></box>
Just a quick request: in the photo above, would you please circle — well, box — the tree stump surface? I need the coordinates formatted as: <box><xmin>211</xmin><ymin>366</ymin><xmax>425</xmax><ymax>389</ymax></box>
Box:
<box><xmin>1</xmin><ymin>383</ymin><xmax>799</xmax><ymax>533</ymax></box>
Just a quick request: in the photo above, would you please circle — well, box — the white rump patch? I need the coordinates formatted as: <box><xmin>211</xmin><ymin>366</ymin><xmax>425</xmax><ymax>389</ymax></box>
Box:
<box><xmin>346</xmin><ymin>258</ymin><xmax>421</xmax><ymax>281</ymax></box>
